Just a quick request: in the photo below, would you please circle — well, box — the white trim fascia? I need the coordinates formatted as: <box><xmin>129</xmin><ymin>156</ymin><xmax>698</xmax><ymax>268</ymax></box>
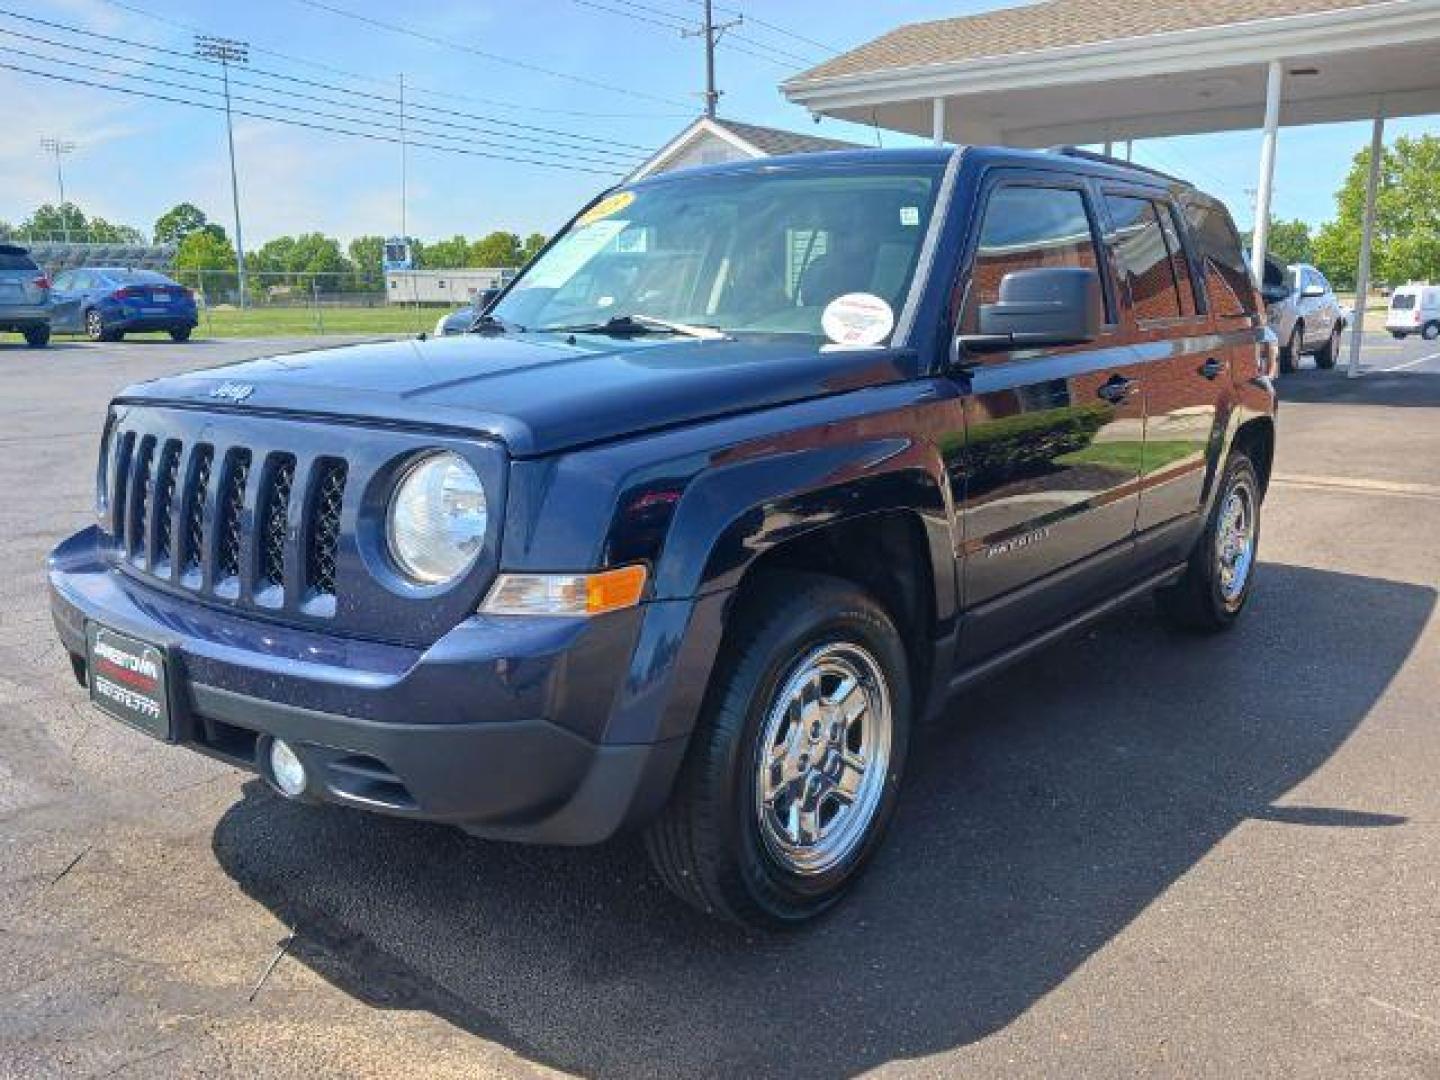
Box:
<box><xmin>628</xmin><ymin>117</ymin><xmax>766</xmax><ymax>181</ymax></box>
<box><xmin>783</xmin><ymin>0</ymin><xmax>1440</xmax><ymax>110</ymax></box>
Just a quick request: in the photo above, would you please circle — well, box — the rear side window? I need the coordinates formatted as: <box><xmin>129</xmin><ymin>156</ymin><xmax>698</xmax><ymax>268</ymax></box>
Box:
<box><xmin>113</xmin><ymin>270</ymin><xmax>172</xmax><ymax>285</ymax></box>
<box><xmin>1105</xmin><ymin>195</ymin><xmax>1190</xmax><ymax>322</ymax></box>
<box><xmin>0</xmin><ymin>250</ymin><xmax>39</xmax><ymax>273</ymax></box>
<box><xmin>965</xmin><ymin>184</ymin><xmax>1106</xmax><ymax>326</ymax></box>
<box><xmin>1181</xmin><ymin>198</ymin><xmax>1257</xmax><ymax>318</ymax></box>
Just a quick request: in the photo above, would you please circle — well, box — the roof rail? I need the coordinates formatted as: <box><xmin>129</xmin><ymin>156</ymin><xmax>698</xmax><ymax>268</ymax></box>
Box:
<box><xmin>1048</xmin><ymin>146</ymin><xmax>1193</xmax><ymax>187</ymax></box>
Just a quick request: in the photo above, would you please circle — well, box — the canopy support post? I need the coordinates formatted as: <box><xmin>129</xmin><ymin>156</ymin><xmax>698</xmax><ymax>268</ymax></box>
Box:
<box><xmin>1347</xmin><ymin>113</ymin><xmax>1386</xmax><ymax>378</ymax></box>
<box><xmin>1250</xmin><ymin>59</ymin><xmax>1283</xmax><ymax>281</ymax></box>
<box><xmin>931</xmin><ymin>97</ymin><xmax>946</xmax><ymax>146</ymax></box>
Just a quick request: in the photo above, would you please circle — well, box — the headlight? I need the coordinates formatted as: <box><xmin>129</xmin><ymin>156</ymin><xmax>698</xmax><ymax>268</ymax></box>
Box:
<box><xmin>386</xmin><ymin>452</ymin><xmax>488</xmax><ymax>584</ymax></box>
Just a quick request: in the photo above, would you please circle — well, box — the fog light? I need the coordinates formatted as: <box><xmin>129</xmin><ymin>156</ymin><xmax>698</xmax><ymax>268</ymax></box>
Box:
<box><xmin>268</xmin><ymin>738</ymin><xmax>307</xmax><ymax>797</ymax></box>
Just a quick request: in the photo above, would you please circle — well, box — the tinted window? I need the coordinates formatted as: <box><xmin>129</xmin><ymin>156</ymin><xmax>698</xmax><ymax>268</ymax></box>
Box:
<box><xmin>1181</xmin><ymin>198</ymin><xmax>1257</xmax><ymax>318</ymax></box>
<box><xmin>965</xmin><ymin>185</ymin><xmax>1104</xmax><ymax>326</ymax></box>
<box><xmin>0</xmin><ymin>250</ymin><xmax>39</xmax><ymax>272</ymax></box>
<box><xmin>1106</xmin><ymin>196</ymin><xmax>1185</xmax><ymax>321</ymax></box>
<box><xmin>1157</xmin><ymin>203</ymin><xmax>1199</xmax><ymax>316</ymax></box>
<box><xmin>1392</xmin><ymin>293</ymin><xmax>1415</xmax><ymax>310</ymax></box>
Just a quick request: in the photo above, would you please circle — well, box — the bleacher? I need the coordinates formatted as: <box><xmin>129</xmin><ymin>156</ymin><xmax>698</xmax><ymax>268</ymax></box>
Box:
<box><xmin>21</xmin><ymin>241</ymin><xmax>176</xmax><ymax>276</ymax></box>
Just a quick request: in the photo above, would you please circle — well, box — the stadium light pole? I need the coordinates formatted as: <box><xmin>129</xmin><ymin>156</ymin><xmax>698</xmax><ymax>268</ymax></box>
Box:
<box><xmin>39</xmin><ymin>138</ymin><xmax>76</xmax><ymax>242</ymax></box>
<box><xmin>195</xmin><ymin>35</ymin><xmax>250</xmax><ymax>308</ymax></box>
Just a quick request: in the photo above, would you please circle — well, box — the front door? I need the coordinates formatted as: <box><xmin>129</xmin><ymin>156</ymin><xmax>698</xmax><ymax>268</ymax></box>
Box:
<box><xmin>954</xmin><ymin>176</ymin><xmax>1146</xmax><ymax>662</ymax></box>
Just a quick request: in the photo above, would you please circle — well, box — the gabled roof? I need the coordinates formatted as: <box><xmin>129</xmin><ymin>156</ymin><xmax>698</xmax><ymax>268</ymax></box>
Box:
<box><xmin>788</xmin><ymin>0</ymin><xmax>1392</xmax><ymax>82</ymax></box>
<box><xmin>631</xmin><ymin>116</ymin><xmax>861</xmax><ymax>180</ymax></box>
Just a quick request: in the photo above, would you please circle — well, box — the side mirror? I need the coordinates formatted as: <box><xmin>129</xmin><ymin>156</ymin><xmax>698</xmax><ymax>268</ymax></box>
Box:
<box><xmin>957</xmin><ymin>266</ymin><xmax>1103</xmax><ymax>354</ymax></box>
<box><xmin>1300</xmin><ymin>284</ymin><xmax>1326</xmax><ymax>298</ymax></box>
<box><xmin>1260</xmin><ymin>283</ymin><xmax>1292</xmax><ymax>305</ymax></box>
<box><xmin>475</xmin><ymin>286</ymin><xmax>500</xmax><ymax>313</ymax></box>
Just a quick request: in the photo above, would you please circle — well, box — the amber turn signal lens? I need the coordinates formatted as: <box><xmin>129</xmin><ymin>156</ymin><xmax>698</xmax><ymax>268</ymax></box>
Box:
<box><xmin>585</xmin><ymin>564</ymin><xmax>648</xmax><ymax>614</ymax></box>
<box><xmin>481</xmin><ymin>565</ymin><xmax>649</xmax><ymax>616</ymax></box>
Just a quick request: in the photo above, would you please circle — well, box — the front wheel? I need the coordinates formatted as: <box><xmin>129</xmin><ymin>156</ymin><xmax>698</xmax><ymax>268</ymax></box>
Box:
<box><xmin>1314</xmin><ymin>323</ymin><xmax>1340</xmax><ymax>369</ymax></box>
<box><xmin>645</xmin><ymin>573</ymin><xmax>911</xmax><ymax>927</ymax></box>
<box><xmin>84</xmin><ymin>309</ymin><xmax>118</xmax><ymax>342</ymax></box>
<box><xmin>1423</xmin><ymin>321</ymin><xmax>1440</xmax><ymax>341</ymax></box>
<box><xmin>1155</xmin><ymin>452</ymin><xmax>1261</xmax><ymax>631</ymax></box>
<box><xmin>23</xmin><ymin>324</ymin><xmax>50</xmax><ymax>348</ymax></box>
<box><xmin>1279</xmin><ymin>324</ymin><xmax>1301</xmax><ymax>373</ymax></box>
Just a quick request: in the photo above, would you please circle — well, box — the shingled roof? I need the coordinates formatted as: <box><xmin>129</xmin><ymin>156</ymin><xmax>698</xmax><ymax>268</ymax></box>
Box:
<box><xmin>707</xmin><ymin>118</ymin><xmax>860</xmax><ymax>155</ymax></box>
<box><xmin>788</xmin><ymin>0</ymin><xmax>1391</xmax><ymax>83</ymax></box>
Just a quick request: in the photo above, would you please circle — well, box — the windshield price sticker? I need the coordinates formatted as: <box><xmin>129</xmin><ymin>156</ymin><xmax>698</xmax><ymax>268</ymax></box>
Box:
<box><xmin>577</xmin><ymin>190</ymin><xmax>635</xmax><ymax>228</ymax></box>
<box><xmin>821</xmin><ymin>293</ymin><xmax>895</xmax><ymax>347</ymax></box>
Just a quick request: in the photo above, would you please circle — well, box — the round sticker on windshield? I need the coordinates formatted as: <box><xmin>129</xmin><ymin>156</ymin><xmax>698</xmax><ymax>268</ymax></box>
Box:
<box><xmin>576</xmin><ymin>190</ymin><xmax>635</xmax><ymax>228</ymax></box>
<box><xmin>821</xmin><ymin>293</ymin><xmax>895</xmax><ymax>346</ymax></box>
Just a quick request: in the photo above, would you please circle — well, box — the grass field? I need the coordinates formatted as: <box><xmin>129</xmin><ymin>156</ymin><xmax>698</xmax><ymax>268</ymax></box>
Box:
<box><xmin>195</xmin><ymin>304</ymin><xmax>436</xmax><ymax>338</ymax></box>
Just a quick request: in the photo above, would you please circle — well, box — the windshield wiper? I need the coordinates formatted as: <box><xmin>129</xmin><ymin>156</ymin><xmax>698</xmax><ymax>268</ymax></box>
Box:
<box><xmin>536</xmin><ymin>314</ymin><xmax>731</xmax><ymax>341</ymax></box>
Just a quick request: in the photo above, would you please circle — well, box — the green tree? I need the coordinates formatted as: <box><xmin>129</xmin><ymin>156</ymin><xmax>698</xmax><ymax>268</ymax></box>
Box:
<box><xmin>348</xmin><ymin>235</ymin><xmax>385</xmax><ymax>291</ymax></box>
<box><xmin>87</xmin><ymin>216</ymin><xmax>146</xmax><ymax>244</ymax></box>
<box><xmin>424</xmin><ymin>234</ymin><xmax>473</xmax><ymax>269</ymax></box>
<box><xmin>20</xmin><ymin>203</ymin><xmax>143</xmax><ymax>243</ymax></box>
<box><xmin>471</xmin><ymin>230</ymin><xmax>523</xmax><ymax>267</ymax></box>
<box><xmin>172</xmin><ymin>230</ymin><xmax>238</xmax><ymax>300</ymax></box>
<box><xmin>154</xmin><ymin>202</ymin><xmax>226</xmax><ymax>245</ymax></box>
<box><xmin>1314</xmin><ymin>134</ymin><xmax>1440</xmax><ymax>290</ymax></box>
<box><xmin>521</xmin><ymin>232</ymin><xmax>547</xmax><ymax>263</ymax></box>
<box><xmin>1245</xmin><ymin>218</ymin><xmax>1313</xmax><ymax>267</ymax></box>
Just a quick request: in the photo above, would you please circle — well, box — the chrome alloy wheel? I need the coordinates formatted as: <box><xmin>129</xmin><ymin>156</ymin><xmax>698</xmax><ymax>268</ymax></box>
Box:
<box><xmin>754</xmin><ymin>642</ymin><xmax>892</xmax><ymax>876</ymax></box>
<box><xmin>1216</xmin><ymin>476</ymin><xmax>1257</xmax><ymax>604</ymax></box>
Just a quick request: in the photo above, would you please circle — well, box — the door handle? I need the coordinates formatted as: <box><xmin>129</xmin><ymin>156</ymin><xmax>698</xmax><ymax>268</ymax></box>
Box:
<box><xmin>1096</xmin><ymin>375</ymin><xmax>1137</xmax><ymax>404</ymax></box>
<box><xmin>1199</xmin><ymin>357</ymin><xmax>1227</xmax><ymax>379</ymax></box>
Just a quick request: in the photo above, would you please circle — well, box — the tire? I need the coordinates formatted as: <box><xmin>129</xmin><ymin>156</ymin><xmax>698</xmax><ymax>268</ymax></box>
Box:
<box><xmin>1423</xmin><ymin>321</ymin><xmax>1440</xmax><ymax>341</ymax></box>
<box><xmin>1391</xmin><ymin>331</ymin><xmax>1407</xmax><ymax>340</ymax></box>
<box><xmin>1155</xmin><ymin>452</ymin><xmax>1262</xmax><ymax>632</ymax></box>
<box><xmin>84</xmin><ymin>308</ymin><xmax>117</xmax><ymax>343</ymax></box>
<box><xmin>1314</xmin><ymin>323</ymin><xmax>1340</xmax><ymax>369</ymax></box>
<box><xmin>644</xmin><ymin>572</ymin><xmax>912</xmax><ymax>928</ymax></box>
<box><xmin>23</xmin><ymin>324</ymin><xmax>50</xmax><ymax>348</ymax></box>
<box><xmin>1279</xmin><ymin>324</ymin><xmax>1301</xmax><ymax>373</ymax></box>
<box><xmin>170</xmin><ymin>326</ymin><xmax>192</xmax><ymax>342</ymax></box>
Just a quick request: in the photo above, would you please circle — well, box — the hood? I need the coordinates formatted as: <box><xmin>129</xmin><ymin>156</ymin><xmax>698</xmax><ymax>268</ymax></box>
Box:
<box><xmin>117</xmin><ymin>332</ymin><xmax>918</xmax><ymax>457</ymax></box>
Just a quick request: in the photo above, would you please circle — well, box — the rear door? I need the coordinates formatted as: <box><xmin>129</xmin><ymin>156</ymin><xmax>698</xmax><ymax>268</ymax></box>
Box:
<box><xmin>954</xmin><ymin>173</ymin><xmax>1147</xmax><ymax>660</ymax></box>
<box><xmin>50</xmin><ymin>271</ymin><xmax>80</xmax><ymax>330</ymax></box>
<box><xmin>1099</xmin><ymin>189</ymin><xmax>1224</xmax><ymax>554</ymax></box>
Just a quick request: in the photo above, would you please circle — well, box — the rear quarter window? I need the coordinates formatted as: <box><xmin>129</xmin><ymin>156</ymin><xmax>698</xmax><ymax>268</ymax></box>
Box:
<box><xmin>1180</xmin><ymin>198</ymin><xmax>1257</xmax><ymax>319</ymax></box>
<box><xmin>0</xmin><ymin>251</ymin><xmax>39</xmax><ymax>273</ymax></box>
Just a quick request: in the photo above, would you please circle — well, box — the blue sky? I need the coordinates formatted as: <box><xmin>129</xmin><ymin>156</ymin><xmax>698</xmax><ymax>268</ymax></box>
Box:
<box><xmin>3</xmin><ymin>0</ymin><xmax>1435</xmax><ymax>245</ymax></box>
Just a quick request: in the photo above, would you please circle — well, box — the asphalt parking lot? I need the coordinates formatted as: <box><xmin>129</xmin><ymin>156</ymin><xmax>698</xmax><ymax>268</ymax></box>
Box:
<box><xmin>1</xmin><ymin>330</ymin><xmax>1437</xmax><ymax>1078</ymax></box>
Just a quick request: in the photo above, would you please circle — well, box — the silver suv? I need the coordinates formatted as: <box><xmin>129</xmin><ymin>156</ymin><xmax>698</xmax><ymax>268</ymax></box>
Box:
<box><xmin>0</xmin><ymin>244</ymin><xmax>52</xmax><ymax>347</ymax></box>
<box><xmin>1260</xmin><ymin>258</ymin><xmax>1344</xmax><ymax>373</ymax></box>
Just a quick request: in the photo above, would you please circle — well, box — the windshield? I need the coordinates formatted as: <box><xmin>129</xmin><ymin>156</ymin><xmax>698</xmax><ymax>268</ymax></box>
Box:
<box><xmin>491</xmin><ymin>164</ymin><xmax>944</xmax><ymax>345</ymax></box>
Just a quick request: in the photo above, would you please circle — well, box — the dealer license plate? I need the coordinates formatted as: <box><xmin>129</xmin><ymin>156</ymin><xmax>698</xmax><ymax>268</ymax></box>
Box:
<box><xmin>86</xmin><ymin>623</ymin><xmax>172</xmax><ymax>741</ymax></box>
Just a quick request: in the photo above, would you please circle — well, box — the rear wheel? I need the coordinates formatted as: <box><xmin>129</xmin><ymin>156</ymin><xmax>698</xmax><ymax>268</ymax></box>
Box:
<box><xmin>1155</xmin><ymin>452</ymin><xmax>1261</xmax><ymax>632</ymax></box>
<box><xmin>1314</xmin><ymin>323</ymin><xmax>1340</xmax><ymax>369</ymax></box>
<box><xmin>1279</xmin><ymin>324</ymin><xmax>1301</xmax><ymax>373</ymax></box>
<box><xmin>23</xmin><ymin>324</ymin><xmax>49</xmax><ymax>348</ymax></box>
<box><xmin>169</xmin><ymin>326</ymin><xmax>192</xmax><ymax>342</ymax></box>
<box><xmin>1391</xmin><ymin>331</ymin><xmax>1407</xmax><ymax>340</ymax></box>
<box><xmin>645</xmin><ymin>572</ymin><xmax>911</xmax><ymax>928</ymax></box>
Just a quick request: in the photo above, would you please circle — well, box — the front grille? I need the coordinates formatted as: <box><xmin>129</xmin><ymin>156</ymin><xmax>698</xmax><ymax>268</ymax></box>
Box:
<box><xmin>108</xmin><ymin>435</ymin><xmax>348</xmax><ymax>615</ymax></box>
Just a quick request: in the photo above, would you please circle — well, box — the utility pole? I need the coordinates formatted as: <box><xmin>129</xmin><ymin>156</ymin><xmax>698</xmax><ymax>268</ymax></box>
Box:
<box><xmin>683</xmin><ymin>0</ymin><xmax>742</xmax><ymax>119</ymax></box>
<box><xmin>195</xmin><ymin>35</ymin><xmax>250</xmax><ymax>308</ymax></box>
<box><xmin>399</xmin><ymin>73</ymin><xmax>408</xmax><ymax>246</ymax></box>
<box><xmin>39</xmin><ymin>138</ymin><xmax>76</xmax><ymax>242</ymax></box>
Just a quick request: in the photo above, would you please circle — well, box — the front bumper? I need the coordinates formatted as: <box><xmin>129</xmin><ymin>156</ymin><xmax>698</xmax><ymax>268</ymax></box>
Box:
<box><xmin>48</xmin><ymin>526</ymin><xmax>692</xmax><ymax>844</ymax></box>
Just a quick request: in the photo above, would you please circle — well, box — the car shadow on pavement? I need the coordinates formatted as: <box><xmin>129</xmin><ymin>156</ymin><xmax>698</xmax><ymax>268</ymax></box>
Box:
<box><xmin>1281</xmin><ymin>368</ymin><xmax>1440</xmax><ymax>407</ymax></box>
<box><xmin>212</xmin><ymin>563</ymin><xmax>1434</xmax><ymax>1079</ymax></box>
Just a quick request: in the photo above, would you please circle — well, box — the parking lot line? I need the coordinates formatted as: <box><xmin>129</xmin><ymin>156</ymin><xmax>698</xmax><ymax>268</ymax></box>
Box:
<box><xmin>1273</xmin><ymin>472</ymin><xmax>1440</xmax><ymax>501</ymax></box>
<box><xmin>1379</xmin><ymin>351</ymin><xmax>1440</xmax><ymax>372</ymax></box>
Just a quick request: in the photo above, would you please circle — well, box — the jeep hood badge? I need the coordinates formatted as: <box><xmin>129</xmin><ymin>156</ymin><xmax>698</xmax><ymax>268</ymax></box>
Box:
<box><xmin>209</xmin><ymin>381</ymin><xmax>254</xmax><ymax>403</ymax></box>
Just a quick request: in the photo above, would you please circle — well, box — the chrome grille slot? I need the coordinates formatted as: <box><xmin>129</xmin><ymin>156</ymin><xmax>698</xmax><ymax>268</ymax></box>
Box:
<box><xmin>259</xmin><ymin>454</ymin><xmax>296</xmax><ymax>597</ymax></box>
<box><xmin>307</xmin><ymin>459</ymin><xmax>347</xmax><ymax>598</ymax></box>
<box><xmin>182</xmin><ymin>444</ymin><xmax>214</xmax><ymax>580</ymax></box>
<box><xmin>127</xmin><ymin>435</ymin><xmax>156</xmax><ymax>562</ymax></box>
<box><xmin>217</xmin><ymin>449</ymin><xmax>252</xmax><ymax>586</ymax></box>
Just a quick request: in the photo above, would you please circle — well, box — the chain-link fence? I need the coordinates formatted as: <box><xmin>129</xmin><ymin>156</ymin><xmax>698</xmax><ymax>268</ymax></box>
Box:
<box><xmin>170</xmin><ymin>270</ymin><xmax>448</xmax><ymax>338</ymax></box>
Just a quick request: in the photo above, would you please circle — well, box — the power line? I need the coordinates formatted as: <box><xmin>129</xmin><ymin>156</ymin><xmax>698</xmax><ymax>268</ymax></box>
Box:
<box><xmin>0</xmin><ymin>44</ymin><xmax>646</xmax><ymax>171</ymax></box>
<box><xmin>294</xmin><ymin>0</ymin><xmax>689</xmax><ymax>108</ymax></box>
<box><xmin>0</xmin><ymin>59</ymin><xmax>628</xmax><ymax>175</ymax></box>
<box><xmin>97</xmin><ymin>0</ymin><xmax>689</xmax><ymax>119</ymax></box>
<box><xmin>571</xmin><ymin>0</ymin><xmax>822</xmax><ymax>67</ymax></box>
<box><xmin>0</xmin><ymin>25</ymin><xmax>648</xmax><ymax>165</ymax></box>
<box><xmin>0</xmin><ymin>8</ymin><xmax>658</xmax><ymax>153</ymax></box>
<box><xmin>673</xmin><ymin>0</ymin><xmax>842</xmax><ymax>56</ymax></box>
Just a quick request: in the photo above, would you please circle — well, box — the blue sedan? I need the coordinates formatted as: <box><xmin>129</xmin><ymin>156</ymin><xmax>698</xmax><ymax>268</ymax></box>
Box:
<box><xmin>50</xmin><ymin>268</ymin><xmax>199</xmax><ymax>342</ymax></box>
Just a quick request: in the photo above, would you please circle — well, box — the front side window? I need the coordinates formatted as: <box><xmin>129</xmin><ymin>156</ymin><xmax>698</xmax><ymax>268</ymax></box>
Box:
<box><xmin>963</xmin><ymin>184</ymin><xmax>1105</xmax><ymax>328</ymax></box>
<box><xmin>492</xmin><ymin>165</ymin><xmax>943</xmax><ymax>344</ymax></box>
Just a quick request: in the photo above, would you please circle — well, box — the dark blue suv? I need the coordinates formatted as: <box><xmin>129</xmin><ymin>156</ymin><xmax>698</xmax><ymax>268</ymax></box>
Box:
<box><xmin>48</xmin><ymin>147</ymin><xmax>1277</xmax><ymax>927</ymax></box>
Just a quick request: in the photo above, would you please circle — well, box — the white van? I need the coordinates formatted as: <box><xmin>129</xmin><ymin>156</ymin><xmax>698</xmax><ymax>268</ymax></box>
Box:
<box><xmin>1386</xmin><ymin>284</ymin><xmax>1440</xmax><ymax>340</ymax></box>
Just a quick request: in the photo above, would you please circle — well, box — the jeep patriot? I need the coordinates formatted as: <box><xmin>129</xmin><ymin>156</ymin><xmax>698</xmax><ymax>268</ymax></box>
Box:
<box><xmin>48</xmin><ymin>147</ymin><xmax>1278</xmax><ymax>927</ymax></box>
